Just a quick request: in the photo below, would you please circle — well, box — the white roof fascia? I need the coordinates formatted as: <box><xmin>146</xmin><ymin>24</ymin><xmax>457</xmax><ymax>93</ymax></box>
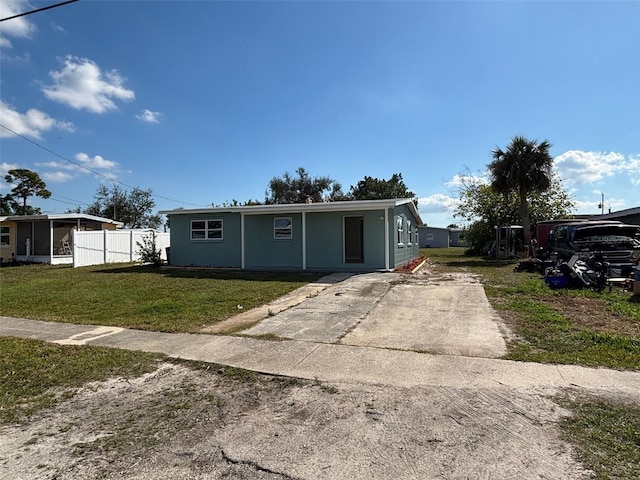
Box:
<box><xmin>0</xmin><ymin>213</ymin><xmax>123</xmax><ymax>227</ymax></box>
<box><xmin>161</xmin><ymin>198</ymin><xmax>420</xmax><ymax>218</ymax></box>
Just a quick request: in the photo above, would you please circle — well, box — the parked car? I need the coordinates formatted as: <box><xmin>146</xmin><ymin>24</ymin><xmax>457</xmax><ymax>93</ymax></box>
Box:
<box><xmin>546</xmin><ymin>221</ymin><xmax>640</xmax><ymax>276</ymax></box>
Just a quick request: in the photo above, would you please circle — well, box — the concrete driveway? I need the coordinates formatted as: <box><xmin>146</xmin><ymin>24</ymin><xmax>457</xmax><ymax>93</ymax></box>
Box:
<box><xmin>242</xmin><ymin>268</ymin><xmax>510</xmax><ymax>358</ymax></box>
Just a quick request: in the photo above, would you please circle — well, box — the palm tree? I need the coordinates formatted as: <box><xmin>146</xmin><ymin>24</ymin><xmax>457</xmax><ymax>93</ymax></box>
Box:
<box><xmin>488</xmin><ymin>136</ymin><xmax>553</xmax><ymax>254</ymax></box>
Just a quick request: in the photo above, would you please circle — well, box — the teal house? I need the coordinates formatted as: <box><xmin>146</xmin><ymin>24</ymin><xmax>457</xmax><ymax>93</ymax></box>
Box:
<box><xmin>161</xmin><ymin>198</ymin><xmax>422</xmax><ymax>272</ymax></box>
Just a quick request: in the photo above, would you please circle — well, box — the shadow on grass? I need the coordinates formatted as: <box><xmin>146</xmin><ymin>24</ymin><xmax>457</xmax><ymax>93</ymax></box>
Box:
<box><xmin>436</xmin><ymin>259</ymin><xmax>518</xmax><ymax>269</ymax></box>
<box><xmin>93</xmin><ymin>264</ymin><xmax>325</xmax><ymax>283</ymax></box>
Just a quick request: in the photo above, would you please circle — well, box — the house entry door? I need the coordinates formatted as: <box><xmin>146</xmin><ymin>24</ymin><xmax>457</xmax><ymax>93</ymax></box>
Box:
<box><xmin>344</xmin><ymin>216</ymin><xmax>364</xmax><ymax>263</ymax></box>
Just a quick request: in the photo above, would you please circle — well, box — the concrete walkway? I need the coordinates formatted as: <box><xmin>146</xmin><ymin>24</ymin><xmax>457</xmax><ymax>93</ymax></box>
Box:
<box><xmin>2</xmin><ymin>315</ymin><xmax>639</xmax><ymax>397</ymax></box>
<box><xmin>2</xmin><ymin>269</ymin><xmax>639</xmax><ymax>397</ymax></box>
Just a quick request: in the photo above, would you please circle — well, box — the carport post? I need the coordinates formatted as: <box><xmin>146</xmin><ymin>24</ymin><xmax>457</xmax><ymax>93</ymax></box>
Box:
<box><xmin>384</xmin><ymin>208</ymin><xmax>389</xmax><ymax>271</ymax></box>
<box><xmin>240</xmin><ymin>213</ymin><xmax>245</xmax><ymax>269</ymax></box>
<box><xmin>302</xmin><ymin>211</ymin><xmax>307</xmax><ymax>270</ymax></box>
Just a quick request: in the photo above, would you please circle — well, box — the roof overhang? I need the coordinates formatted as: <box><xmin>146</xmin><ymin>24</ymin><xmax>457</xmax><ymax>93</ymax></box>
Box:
<box><xmin>0</xmin><ymin>213</ymin><xmax>124</xmax><ymax>227</ymax></box>
<box><xmin>161</xmin><ymin>198</ymin><xmax>423</xmax><ymax>224</ymax></box>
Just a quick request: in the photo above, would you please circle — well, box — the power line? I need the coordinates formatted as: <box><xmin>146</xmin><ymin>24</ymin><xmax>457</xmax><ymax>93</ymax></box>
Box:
<box><xmin>49</xmin><ymin>193</ymin><xmax>90</xmax><ymax>206</ymax></box>
<box><xmin>0</xmin><ymin>0</ymin><xmax>80</xmax><ymax>22</ymax></box>
<box><xmin>0</xmin><ymin>123</ymin><xmax>208</xmax><ymax>208</ymax></box>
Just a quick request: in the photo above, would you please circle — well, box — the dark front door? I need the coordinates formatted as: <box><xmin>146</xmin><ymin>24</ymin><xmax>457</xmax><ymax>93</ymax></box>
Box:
<box><xmin>344</xmin><ymin>216</ymin><xmax>364</xmax><ymax>263</ymax></box>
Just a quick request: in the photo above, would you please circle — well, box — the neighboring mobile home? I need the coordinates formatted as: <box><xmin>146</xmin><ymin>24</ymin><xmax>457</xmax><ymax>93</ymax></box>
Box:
<box><xmin>0</xmin><ymin>213</ymin><xmax>123</xmax><ymax>265</ymax></box>
<box><xmin>418</xmin><ymin>226</ymin><xmax>469</xmax><ymax>248</ymax></box>
<box><xmin>588</xmin><ymin>206</ymin><xmax>640</xmax><ymax>226</ymax></box>
<box><xmin>161</xmin><ymin>198</ymin><xmax>422</xmax><ymax>272</ymax></box>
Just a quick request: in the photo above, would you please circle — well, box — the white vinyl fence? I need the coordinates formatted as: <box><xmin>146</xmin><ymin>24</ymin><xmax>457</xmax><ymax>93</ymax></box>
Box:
<box><xmin>73</xmin><ymin>230</ymin><xmax>170</xmax><ymax>268</ymax></box>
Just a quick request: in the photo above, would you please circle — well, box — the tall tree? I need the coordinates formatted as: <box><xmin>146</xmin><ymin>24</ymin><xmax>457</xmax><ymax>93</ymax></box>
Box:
<box><xmin>85</xmin><ymin>184</ymin><xmax>162</xmax><ymax>229</ymax></box>
<box><xmin>265</xmin><ymin>167</ymin><xmax>345</xmax><ymax>204</ymax></box>
<box><xmin>455</xmin><ymin>170</ymin><xmax>574</xmax><ymax>254</ymax></box>
<box><xmin>488</xmin><ymin>136</ymin><xmax>554</xmax><ymax>252</ymax></box>
<box><xmin>0</xmin><ymin>194</ymin><xmax>20</xmax><ymax>215</ymax></box>
<box><xmin>349</xmin><ymin>173</ymin><xmax>415</xmax><ymax>201</ymax></box>
<box><xmin>3</xmin><ymin>169</ymin><xmax>51</xmax><ymax>215</ymax></box>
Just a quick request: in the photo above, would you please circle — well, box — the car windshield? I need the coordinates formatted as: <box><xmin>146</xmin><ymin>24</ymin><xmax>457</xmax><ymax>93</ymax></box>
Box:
<box><xmin>573</xmin><ymin>225</ymin><xmax>639</xmax><ymax>241</ymax></box>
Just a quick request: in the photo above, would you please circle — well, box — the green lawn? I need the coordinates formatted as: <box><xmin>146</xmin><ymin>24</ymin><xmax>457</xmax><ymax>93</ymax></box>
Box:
<box><xmin>0</xmin><ymin>263</ymin><xmax>323</xmax><ymax>333</ymax></box>
<box><xmin>0</xmin><ymin>336</ymin><xmax>163</xmax><ymax>423</ymax></box>
<box><xmin>558</xmin><ymin>394</ymin><xmax>640</xmax><ymax>480</ymax></box>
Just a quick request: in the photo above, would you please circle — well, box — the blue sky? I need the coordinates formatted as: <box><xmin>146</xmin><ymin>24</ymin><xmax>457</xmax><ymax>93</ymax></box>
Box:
<box><xmin>1</xmin><ymin>0</ymin><xmax>639</xmax><ymax>227</ymax></box>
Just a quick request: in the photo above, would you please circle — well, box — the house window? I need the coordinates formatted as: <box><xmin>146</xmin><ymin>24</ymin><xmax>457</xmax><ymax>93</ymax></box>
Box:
<box><xmin>191</xmin><ymin>219</ymin><xmax>223</xmax><ymax>240</ymax></box>
<box><xmin>396</xmin><ymin>216</ymin><xmax>404</xmax><ymax>245</ymax></box>
<box><xmin>0</xmin><ymin>226</ymin><xmax>9</xmax><ymax>246</ymax></box>
<box><xmin>274</xmin><ymin>217</ymin><xmax>292</xmax><ymax>239</ymax></box>
<box><xmin>407</xmin><ymin>220</ymin><xmax>412</xmax><ymax>245</ymax></box>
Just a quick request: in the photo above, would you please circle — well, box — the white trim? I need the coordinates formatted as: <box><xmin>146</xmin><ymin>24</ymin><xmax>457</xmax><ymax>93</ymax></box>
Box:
<box><xmin>241</xmin><ymin>213</ymin><xmax>245</xmax><ymax>269</ymax></box>
<box><xmin>0</xmin><ymin>225</ymin><xmax>9</xmax><ymax>246</ymax></box>
<box><xmin>384</xmin><ymin>208</ymin><xmax>389</xmax><ymax>270</ymax></box>
<box><xmin>190</xmin><ymin>219</ymin><xmax>223</xmax><ymax>241</ymax></box>
<box><xmin>49</xmin><ymin>219</ymin><xmax>54</xmax><ymax>259</ymax></box>
<box><xmin>273</xmin><ymin>216</ymin><xmax>293</xmax><ymax>239</ymax></box>
<box><xmin>396</xmin><ymin>215</ymin><xmax>404</xmax><ymax>247</ymax></box>
<box><xmin>160</xmin><ymin>198</ymin><xmax>422</xmax><ymax>225</ymax></box>
<box><xmin>302</xmin><ymin>212</ymin><xmax>306</xmax><ymax>270</ymax></box>
<box><xmin>0</xmin><ymin>213</ymin><xmax>123</xmax><ymax>227</ymax></box>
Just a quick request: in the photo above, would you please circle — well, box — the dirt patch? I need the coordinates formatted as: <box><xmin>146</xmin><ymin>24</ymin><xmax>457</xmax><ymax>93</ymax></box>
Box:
<box><xmin>1</xmin><ymin>361</ymin><xmax>594</xmax><ymax>480</ymax></box>
<box><xmin>541</xmin><ymin>295</ymin><xmax>640</xmax><ymax>337</ymax></box>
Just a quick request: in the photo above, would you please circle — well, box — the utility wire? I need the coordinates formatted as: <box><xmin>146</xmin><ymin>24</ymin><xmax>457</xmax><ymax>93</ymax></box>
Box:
<box><xmin>0</xmin><ymin>123</ymin><xmax>208</xmax><ymax>208</ymax></box>
<box><xmin>49</xmin><ymin>193</ymin><xmax>90</xmax><ymax>206</ymax></box>
<box><xmin>0</xmin><ymin>0</ymin><xmax>80</xmax><ymax>22</ymax></box>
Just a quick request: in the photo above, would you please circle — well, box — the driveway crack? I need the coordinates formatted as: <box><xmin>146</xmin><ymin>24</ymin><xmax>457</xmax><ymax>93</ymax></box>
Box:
<box><xmin>220</xmin><ymin>448</ymin><xmax>301</xmax><ymax>479</ymax></box>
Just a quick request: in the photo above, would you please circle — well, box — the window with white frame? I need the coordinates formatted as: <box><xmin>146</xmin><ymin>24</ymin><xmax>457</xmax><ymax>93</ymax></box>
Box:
<box><xmin>407</xmin><ymin>220</ymin><xmax>412</xmax><ymax>245</ymax></box>
<box><xmin>191</xmin><ymin>219</ymin><xmax>223</xmax><ymax>240</ymax></box>
<box><xmin>396</xmin><ymin>216</ymin><xmax>404</xmax><ymax>245</ymax></box>
<box><xmin>274</xmin><ymin>217</ymin><xmax>292</xmax><ymax>239</ymax></box>
<box><xmin>0</xmin><ymin>226</ymin><xmax>9</xmax><ymax>246</ymax></box>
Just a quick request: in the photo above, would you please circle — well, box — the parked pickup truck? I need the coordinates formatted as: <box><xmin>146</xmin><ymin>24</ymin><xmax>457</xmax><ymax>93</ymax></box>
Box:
<box><xmin>546</xmin><ymin>221</ymin><xmax>640</xmax><ymax>276</ymax></box>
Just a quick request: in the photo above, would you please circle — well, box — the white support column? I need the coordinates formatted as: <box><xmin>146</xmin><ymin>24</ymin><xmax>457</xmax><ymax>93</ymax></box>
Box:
<box><xmin>384</xmin><ymin>208</ymin><xmax>390</xmax><ymax>271</ymax></box>
<box><xmin>72</xmin><ymin>230</ymin><xmax>78</xmax><ymax>268</ymax></box>
<box><xmin>49</xmin><ymin>220</ymin><xmax>54</xmax><ymax>260</ymax></box>
<box><xmin>241</xmin><ymin>213</ymin><xmax>245</xmax><ymax>269</ymax></box>
<box><xmin>302</xmin><ymin>211</ymin><xmax>307</xmax><ymax>270</ymax></box>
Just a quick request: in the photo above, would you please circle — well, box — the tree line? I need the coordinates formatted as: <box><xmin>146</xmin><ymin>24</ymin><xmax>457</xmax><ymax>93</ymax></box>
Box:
<box><xmin>1</xmin><ymin>168</ymin><xmax>416</xmax><ymax>229</ymax></box>
<box><xmin>264</xmin><ymin>167</ymin><xmax>415</xmax><ymax>204</ymax></box>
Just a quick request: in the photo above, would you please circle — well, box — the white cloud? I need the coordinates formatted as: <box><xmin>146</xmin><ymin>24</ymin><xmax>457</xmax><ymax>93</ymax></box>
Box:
<box><xmin>42</xmin><ymin>171</ymin><xmax>74</xmax><ymax>183</ymax></box>
<box><xmin>0</xmin><ymin>0</ymin><xmax>36</xmax><ymax>48</ymax></box>
<box><xmin>626</xmin><ymin>155</ymin><xmax>640</xmax><ymax>186</ymax></box>
<box><xmin>75</xmin><ymin>152</ymin><xmax>118</xmax><ymax>171</ymax></box>
<box><xmin>51</xmin><ymin>22</ymin><xmax>67</xmax><ymax>35</ymax></box>
<box><xmin>35</xmin><ymin>153</ymin><xmax>119</xmax><ymax>184</ymax></box>
<box><xmin>553</xmin><ymin>150</ymin><xmax>628</xmax><ymax>186</ymax></box>
<box><xmin>42</xmin><ymin>56</ymin><xmax>135</xmax><ymax>113</ymax></box>
<box><xmin>0</xmin><ymin>100</ymin><xmax>75</xmax><ymax>139</ymax></box>
<box><xmin>0</xmin><ymin>162</ymin><xmax>19</xmax><ymax>177</ymax></box>
<box><xmin>136</xmin><ymin>109</ymin><xmax>162</xmax><ymax>123</ymax></box>
<box><xmin>417</xmin><ymin>193</ymin><xmax>460</xmax><ymax>213</ymax></box>
<box><xmin>444</xmin><ymin>172</ymin><xmax>488</xmax><ymax>189</ymax></box>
